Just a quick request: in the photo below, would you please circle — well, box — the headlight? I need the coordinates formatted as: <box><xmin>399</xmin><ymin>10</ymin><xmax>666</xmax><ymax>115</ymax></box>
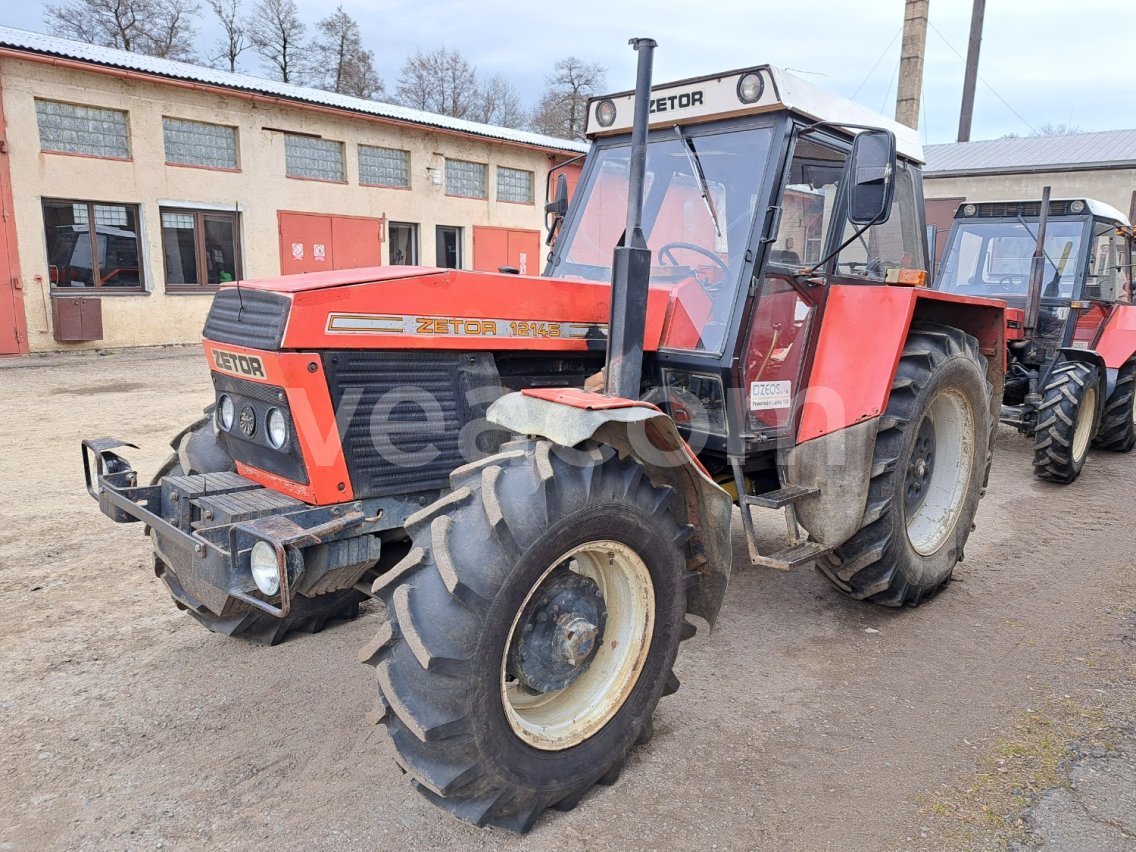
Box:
<box><xmin>250</xmin><ymin>540</ymin><xmax>280</xmax><ymax>596</ymax></box>
<box><xmin>737</xmin><ymin>72</ymin><xmax>764</xmax><ymax>104</ymax></box>
<box><xmin>1069</xmin><ymin>200</ymin><xmax>1085</xmax><ymax>213</ymax></box>
<box><xmin>267</xmin><ymin>407</ymin><xmax>288</xmax><ymax>449</ymax></box>
<box><xmin>962</xmin><ymin>203</ymin><xmax>977</xmax><ymax>217</ymax></box>
<box><xmin>595</xmin><ymin>99</ymin><xmax>617</xmax><ymax>127</ymax></box>
<box><xmin>216</xmin><ymin>394</ymin><xmax>235</xmax><ymax>430</ymax></box>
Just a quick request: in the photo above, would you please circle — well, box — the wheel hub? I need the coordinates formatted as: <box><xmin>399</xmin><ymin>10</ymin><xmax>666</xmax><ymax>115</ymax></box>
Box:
<box><xmin>905</xmin><ymin>415</ymin><xmax>936</xmax><ymax>514</ymax></box>
<box><xmin>507</xmin><ymin>566</ymin><xmax>607</xmax><ymax>694</ymax></box>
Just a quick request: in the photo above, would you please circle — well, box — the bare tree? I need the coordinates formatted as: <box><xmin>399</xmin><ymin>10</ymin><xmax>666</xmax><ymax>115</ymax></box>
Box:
<box><xmin>1034</xmin><ymin>122</ymin><xmax>1082</xmax><ymax>137</ymax></box>
<box><xmin>249</xmin><ymin>0</ymin><xmax>306</xmax><ymax>84</ymax></box>
<box><xmin>311</xmin><ymin>6</ymin><xmax>383</xmax><ymax>99</ymax></box>
<box><xmin>208</xmin><ymin>0</ymin><xmax>249</xmax><ymax>72</ymax></box>
<box><xmin>529</xmin><ymin>57</ymin><xmax>605</xmax><ymax>140</ymax></box>
<box><xmin>473</xmin><ymin>74</ymin><xmax>527</xmax><ymax>129</ymax></box>
<box><xmin>44</xmin><ymin>0</ymin><xmax>201</xmax><ymax>61</ymax></box>
<box><xmin>395</xmin><ymin>47</ymin><xmax>480</xmax><ymax>118</ymax></box>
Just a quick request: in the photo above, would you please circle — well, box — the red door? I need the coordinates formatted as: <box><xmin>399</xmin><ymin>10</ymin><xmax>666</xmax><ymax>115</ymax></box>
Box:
<box><xmin>473</xmin><ymin>227</ymin><xmax>541</xmax><ymax>275</ymax></box>
<box><xmin>278</xmin><ymin>212</ymin><xmax>383</xmax><ymax>274</ymax></box>
<box><xmin>0</xmin><ymin>78</ymin><xmax>27</xmax><ymax>354</ymax></box>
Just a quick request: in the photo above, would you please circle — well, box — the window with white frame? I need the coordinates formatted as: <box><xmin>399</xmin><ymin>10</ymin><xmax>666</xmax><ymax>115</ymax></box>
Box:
<box><xmin>359</xmin><ymin>145</ymin><xmax>409</xmax><ymax>187</ymax></box>
<box><xmin>35</xmin><ymin>99</ymin><xmax>130</xmax><ymax>159</ymax></box>
<box><xmin>445</xmin><ymin>159</ymin><xmax>487</xmax><ymax>198</ymax></box>
<box><xmin>497</xmin><ymin>167</ymin><xmax>534</xmax><ymax>204</ymax></box>
<box><xmin>163</xmin><ymin>118</ymin><xmax>239</xmax><ymax>169</ymax></box>
<box><xmin>284</xmin><ymin>134</ymin><xmax>345</xmax><ymax>181</ymax></box>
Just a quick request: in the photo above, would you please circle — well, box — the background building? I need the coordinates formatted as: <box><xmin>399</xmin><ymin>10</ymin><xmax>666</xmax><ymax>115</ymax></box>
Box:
<box><xmin>0</xmin><ymin>27</ymin><xmax>586</xmax><ymax>353</ymax></box>
<box><xmin>922</xmin><ymin>129</ymin><xmax>1136</xmax><ymax>261</ymax></box>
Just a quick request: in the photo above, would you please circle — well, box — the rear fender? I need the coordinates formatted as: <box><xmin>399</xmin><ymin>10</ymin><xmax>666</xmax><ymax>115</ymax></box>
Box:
<box><xmin>487</xmin><ymin>389</ymin><xmax>733</xmax><ymax>628</ymax></box>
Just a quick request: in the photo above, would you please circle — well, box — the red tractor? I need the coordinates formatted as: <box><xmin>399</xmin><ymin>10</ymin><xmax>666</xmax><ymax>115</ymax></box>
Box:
<box><xmin>932</xmin><ymin>191</ymin><xmax>1136</xmax><ymax>481</ymax></box>
<box><xmin>84</xmin><ymin>41</ymin><xmax>1007</xmax><ymax>830</ymax></box>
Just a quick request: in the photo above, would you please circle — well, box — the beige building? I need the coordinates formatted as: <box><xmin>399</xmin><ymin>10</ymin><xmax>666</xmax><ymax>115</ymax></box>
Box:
<box><xmin>0</xmin><ymin>27</ymin><xmax>586</xmax><ymax>354</ymax></box>
<box><xmin>922</xmin><ymin>129</ymin><xmax>1136</xmax><ymax>259</ymax></box>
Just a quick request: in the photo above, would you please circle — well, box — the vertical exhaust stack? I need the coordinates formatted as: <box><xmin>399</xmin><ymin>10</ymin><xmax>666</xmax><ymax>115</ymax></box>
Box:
<box><xmin>1025</xmin><ymin>185</ymin><xmax>1051</xmax><ymax>341</ymax></box>
<box><xmin>604</xmin><ymin>37</ymin><xmax>656</xmax><ymax>400</ymax></box>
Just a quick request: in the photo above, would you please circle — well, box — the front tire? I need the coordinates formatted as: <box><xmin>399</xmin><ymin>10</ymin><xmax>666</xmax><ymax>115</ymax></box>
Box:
<box><xmin>1033</xmin><ymin>361</ymin><xmax>1100</xmax><ymax>482</ymax></box>
<box><xmin>817</xmin><ymin>322</ymin><xmax>993</xmax><ymax>606</ymax></box>
<box><xmin>361</xmin><ymin>440</ymin><xmax>696</xmax><ymax>831</ymax></box>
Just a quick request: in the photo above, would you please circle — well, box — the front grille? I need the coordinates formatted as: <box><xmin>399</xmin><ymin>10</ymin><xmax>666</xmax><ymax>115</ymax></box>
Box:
<box><xmin>323</xmin><ymin>351</ymin><xmax>504</xmax><ymax>499</ymax></box>
<box><xmin>203</xmin><ymin>288</ymin><xmax>290</xmax><ymax>351</ymax></box>
<box><xmin>212</xmin><ymin>373</ymin><xmax>309</xmax><ymax>484</ymax></box>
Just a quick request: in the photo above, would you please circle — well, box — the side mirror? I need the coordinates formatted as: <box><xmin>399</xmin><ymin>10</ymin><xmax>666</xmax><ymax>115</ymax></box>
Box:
<box><xmin>544</xmin><ymin>173</ymin><xmax>569</xmax><ymax>246</ymax></box>
<box><xmin>846</xmin><ymin>129</ymin><xmax>897</xmax><ymax>226</ymax></box>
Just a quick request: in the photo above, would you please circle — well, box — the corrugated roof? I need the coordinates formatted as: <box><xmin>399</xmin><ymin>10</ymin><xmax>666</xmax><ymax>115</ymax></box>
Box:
<box><xmin>0</xmin><ymin>25</ymin><xmax>589</xmax><ymax>155</ymax></box>
<box><xmin>924</xmin><ymin>129</ymin><xmax>1136</xmax><ymax>176</ymax></box>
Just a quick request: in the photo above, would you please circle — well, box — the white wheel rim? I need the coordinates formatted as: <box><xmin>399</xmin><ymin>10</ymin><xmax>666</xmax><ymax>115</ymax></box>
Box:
<box><xmin>905</xmin><ymin>389</ymin><xmax>976</xmax><ymax>556</ymax></box>
<box><xmin>501</xmin><ymin>541</ymin><xmax>655</xmax><ymax>751</ymax></box>
<box><xmin>1072</xmin><ymin>386</ymin><xmax>1096</xmax><ymax>462</ymax></box>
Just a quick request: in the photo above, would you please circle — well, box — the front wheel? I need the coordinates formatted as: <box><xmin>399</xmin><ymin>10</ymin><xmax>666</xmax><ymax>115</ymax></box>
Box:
<box><xmin>361</xmin><ymin>440</ymin><xmax>697</xmax><ymax>831</ymax></box>
<box><xmin>1033</xmin><ymin>361</ymin><xmax>1100</xmax><ymax>482</ymax></box>
<box><xmin>817</xmin><ymin>322</ymin><xmax>993</xmax><ymax>606</ymax></box>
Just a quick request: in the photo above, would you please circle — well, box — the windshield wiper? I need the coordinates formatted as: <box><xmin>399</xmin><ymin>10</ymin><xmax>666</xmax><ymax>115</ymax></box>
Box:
<box><xmin>673</xmin><ymin>125</ymin><xmax>723</xmax><ymax>238</ymax></box>
<box><xmin>1016</xmin><ymin>214</ymin><xmax>1063</xmax><ymax>292</ymax></box>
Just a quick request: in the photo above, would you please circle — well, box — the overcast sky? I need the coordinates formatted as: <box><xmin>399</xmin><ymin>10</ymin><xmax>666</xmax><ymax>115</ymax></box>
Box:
<box><xmin>2</xmin><ymin>0</ymin><xmax>1134</xmax><ymax>145</ymax></box>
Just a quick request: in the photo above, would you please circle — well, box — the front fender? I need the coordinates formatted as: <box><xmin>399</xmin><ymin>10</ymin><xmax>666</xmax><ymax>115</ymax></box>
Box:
<box><xmin>487</xmin><ymin>389</ymin><xmax>733</xmax><ymax>628</ymax></box>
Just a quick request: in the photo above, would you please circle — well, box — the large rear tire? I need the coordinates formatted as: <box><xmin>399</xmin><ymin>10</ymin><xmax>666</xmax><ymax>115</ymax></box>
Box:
<box><xmin>1033</xmin><ymin>361</ymin><xmax>1100</xmax><ymax>482</ymax></box>
<box><xmin>816</xmin><ymin>322</ymin><xmax>993</xmax><ymax>606</ymax></box>
<box><xmin>1091</xmin><ymin>358</ymin><xmax>1136</xmax><ymax>452</ymax></box>
<box><xmin>361</xmin><ymin>440</ymin><xmax>697</xmax><ymax>832</ymax></box>
<box><xmin>153</xmin><ymin>414</ymin><xmax>366</xmax><ymax>645</ymax></box>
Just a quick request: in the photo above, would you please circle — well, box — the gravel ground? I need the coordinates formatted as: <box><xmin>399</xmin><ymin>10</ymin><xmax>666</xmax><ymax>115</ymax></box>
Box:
<box><xmin>0</xmin><ymin>345</ymin><xmax>1133</xmax><ymax>851</ymax></box>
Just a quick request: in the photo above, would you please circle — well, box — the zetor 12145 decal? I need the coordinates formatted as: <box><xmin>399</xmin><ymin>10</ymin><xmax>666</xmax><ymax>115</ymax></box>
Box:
<box><xmin>82</xmin><ymin>39</ymin><xmax>1007</xmax><ymax>832</ymax></box>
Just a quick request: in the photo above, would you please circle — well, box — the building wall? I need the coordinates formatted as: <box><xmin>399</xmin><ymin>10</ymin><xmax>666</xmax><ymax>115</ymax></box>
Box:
<box><xmin>1</xmin><ymin>56</ymin><xmax>568</xmax><ymax>352</ymax></box>
<box><xmin>925</xmin><ymin>168</ymin><xmax>1136</xmax><ymax>220</ymax></box>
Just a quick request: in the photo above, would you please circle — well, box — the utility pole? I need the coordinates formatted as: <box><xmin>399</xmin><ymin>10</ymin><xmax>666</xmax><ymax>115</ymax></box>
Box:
<box><xmin>956</xmin><ymin>0</ymin><xmax>986</xmax><ymax>142</ymax></box>
<box><xmin>895</xmin><ymin>0</ymin><xmax>929</xmax><ymax>130</ymax></box>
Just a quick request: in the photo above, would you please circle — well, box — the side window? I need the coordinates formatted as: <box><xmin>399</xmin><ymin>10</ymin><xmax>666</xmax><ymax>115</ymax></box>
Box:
<box><xmin>836</xmin><ymin>162</ymin><xmax>926</xmax><ymax>280</ymax></box>
<box><xmin>768</xmin><ymin>138</ymin><xmax>847</xmax><ymax>268</ymax></box>
<box><xmin>1085</xmin><ymin>221</ymin><xmax>1120</xmax><ymax>300</ymax></box>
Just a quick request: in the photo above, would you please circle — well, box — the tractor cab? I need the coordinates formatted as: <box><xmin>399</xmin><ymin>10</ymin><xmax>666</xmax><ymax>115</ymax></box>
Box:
<box><xmin>935</xmin><ymin>198</ymin><xmax>1134</xmax><ymax>369</ymax></box>
<box><xmin>545</xmin><ymin>65</ymin><xmax>931</xmax><ymax>453</ymax></box>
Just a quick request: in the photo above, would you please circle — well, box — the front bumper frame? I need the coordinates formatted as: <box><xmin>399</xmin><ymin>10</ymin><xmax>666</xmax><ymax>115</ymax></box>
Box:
<box><xmin>82</xmin><ymin>437</ymin><xmax>378</xmax><ymax>619</ymax></box>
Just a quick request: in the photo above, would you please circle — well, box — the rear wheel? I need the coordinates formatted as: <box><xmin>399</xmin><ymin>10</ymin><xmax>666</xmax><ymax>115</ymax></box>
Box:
<box><xmin>816</xmin><ymin>322</ymin><xmax>992</xmax><ymax>606</ymax></box>
<box><xmin>1033</xmin><ymin>361</ymin><xmax>1100</xmax><ymax>482</ymax></box>
<box><xmin>1092</xmin><ymin>358</ymin><xmax>1136</xmax><ymax>452</ymax></box>
<box><xmin>361</xmin><ymin>440</ymin><xmax>697</xmax><ymax>831</ymax></box>
<box><xmin>153</xmin><ymin>415</ymin><xmax>365</xmax><ymax>645</ymax></box>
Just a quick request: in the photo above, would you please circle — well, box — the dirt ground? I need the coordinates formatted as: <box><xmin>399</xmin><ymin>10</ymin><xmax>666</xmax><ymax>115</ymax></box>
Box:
<box><xmin>1</xmin><ymin>345</ymin><xmax>1133</xmax><ymax>851</ymax></box>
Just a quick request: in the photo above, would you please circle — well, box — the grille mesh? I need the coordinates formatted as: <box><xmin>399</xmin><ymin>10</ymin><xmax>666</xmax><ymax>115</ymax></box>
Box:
<box><xmin>323</xmin><ymin>351</ymin><xmax>503</xmax><ymax>498</ymax></box>
<box><xmin>203</xmin><ymin>288</ymin><xmax>290</xmax><ymax>351</ymax></box>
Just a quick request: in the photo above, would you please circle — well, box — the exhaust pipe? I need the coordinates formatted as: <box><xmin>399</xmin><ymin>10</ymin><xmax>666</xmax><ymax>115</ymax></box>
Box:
<box><xmin>603</xmin><ymin>37</ymin><xmax>656</xmax><ymax>400</ymax></box>
<box><xmin>1024</xmin><ymin>185</ymin><xmax>1050</xmax><ymax>340</ymax></box>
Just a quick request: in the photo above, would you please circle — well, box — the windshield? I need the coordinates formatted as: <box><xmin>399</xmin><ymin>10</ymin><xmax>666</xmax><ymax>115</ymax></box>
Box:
<box><xmin>550</xmin><ymin>125</ymin><xmax>774</xmax><ymax>354</ymax></box>
<box><xmin>936</xmin><ymin>219</ymin><xmax>1086</xmax><ymax>299</ymax></box>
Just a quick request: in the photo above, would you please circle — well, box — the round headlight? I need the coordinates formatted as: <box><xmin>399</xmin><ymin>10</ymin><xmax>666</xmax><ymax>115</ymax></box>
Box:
<box><xmin>267</xmin><ymin>407</ymin><xmax>288</xmax><ymax>449</ymax></box>
<box><xmin>250</xmin><ymin>540</ymin><xmax>280</xmax><ymax>596</ymax></box>
<box><xmin>216</xmin><ymin>394</ymin><xmax>235</xmax><ymax>430</ymax></box>
<box><xmin>595</xmin><ymin>99</ymin><xmax>617</xmax><ymax>128</ymax></box>
<box><xmin>962</xmin><ymin>203</ymin><xmax>978</xmax><ymax>217</ymax></box>
<box><xmin>1069</xmin><ymin>200</ymin><xmax>1085</xmax><ymax>213</ymax></box>
<box><xmin>737</xmin><ymin>72</ymin><xmax>764</xmax><ymax>104</ymax></box>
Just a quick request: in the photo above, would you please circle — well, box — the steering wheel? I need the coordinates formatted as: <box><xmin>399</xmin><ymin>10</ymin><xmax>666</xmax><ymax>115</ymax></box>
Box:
<box><xmin>658</xmin><ymin>242</ymin><xmax>729</xmax><ymax>275</ymax></box>
<box><xmin>996</xmin><ymin>274</ymin><xmax>1028</xmax><ymax>292</ymax></box>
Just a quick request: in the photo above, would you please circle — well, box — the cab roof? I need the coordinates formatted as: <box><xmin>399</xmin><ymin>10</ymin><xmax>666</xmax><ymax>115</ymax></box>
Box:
<box><xmin>586</xmin><ymin>64</ymin><xmax>923</xmax><ymax>163</ymax></box>
<box><xmin>952</xmin><ymin>198</ymin><xmax>1131</xmax><ymax>227</ymax></box>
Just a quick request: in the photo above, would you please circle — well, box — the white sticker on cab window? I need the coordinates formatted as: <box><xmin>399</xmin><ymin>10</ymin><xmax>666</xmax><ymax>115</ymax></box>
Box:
<box><xmin>750</xmin><ymin>380</ymin><xmax>791</xmax><ymax>410</ymax></box>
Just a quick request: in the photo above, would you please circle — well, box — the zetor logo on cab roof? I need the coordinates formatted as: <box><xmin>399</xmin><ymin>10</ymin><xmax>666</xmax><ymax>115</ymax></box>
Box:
<box><xmin>213</xmin><ymin>349</ymin><xmax>266</xmax><ymax>379</ymax></box>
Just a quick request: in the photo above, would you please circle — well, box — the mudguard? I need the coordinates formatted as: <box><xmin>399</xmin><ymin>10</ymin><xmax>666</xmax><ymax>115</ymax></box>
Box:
<box><xmin>487</xmin><ymin>389</ymin><xmax>733</xmax><ymax>628</ymax></box>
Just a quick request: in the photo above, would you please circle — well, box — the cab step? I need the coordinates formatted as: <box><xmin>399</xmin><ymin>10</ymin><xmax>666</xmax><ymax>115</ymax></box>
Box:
<box><xmin>744</xmin><ymin>484</ymin><xmax>820</xmax><ymax>509</ymax></box>
<box><xmin>749</xmin><ymin>540</ymin><xmax>832</xmax><ymax>572</ymax></box>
